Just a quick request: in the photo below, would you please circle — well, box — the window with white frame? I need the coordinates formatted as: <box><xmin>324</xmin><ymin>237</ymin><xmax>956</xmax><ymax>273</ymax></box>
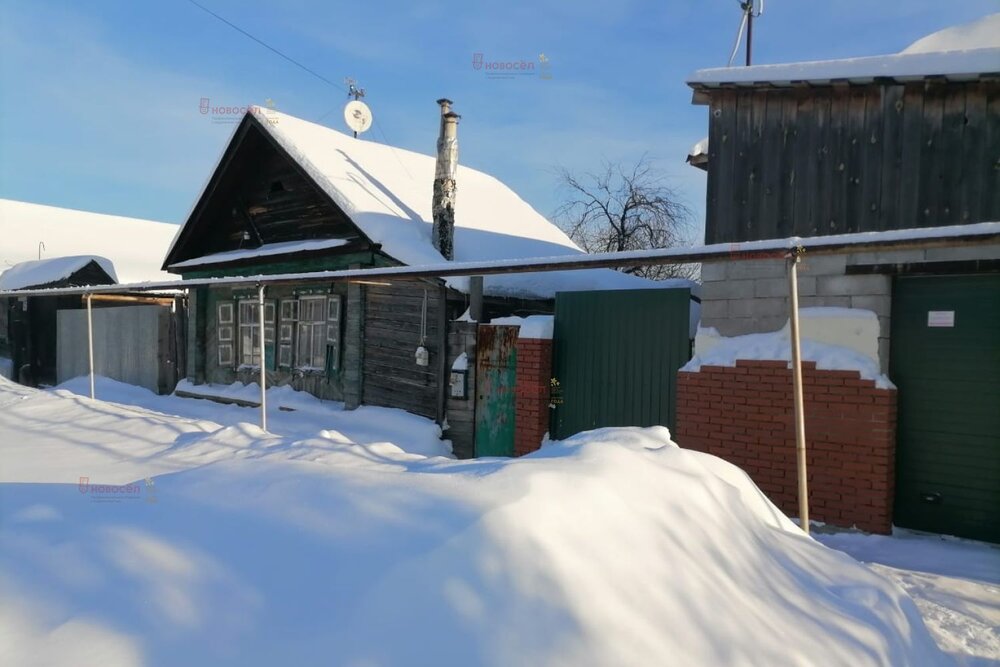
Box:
<box><xmin>278</xmin><ymin>299</ymin><xmax>297</xmax><ymax>368</ymax></box>
<box><xmin>237</xmin><ymin>299</ymin><xmax>275</xmax><ymax>368</ymax></box>
<box><xmin>296</xmin><ymin>296</ymin><xmax>326</xmax><ymax>370</ymax></box>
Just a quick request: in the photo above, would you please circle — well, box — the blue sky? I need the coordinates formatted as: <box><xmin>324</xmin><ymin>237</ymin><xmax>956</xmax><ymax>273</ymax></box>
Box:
<box><xmin>1</xmin><ymin>0</ymin><xmax>996</xmax><ymax>241</ymax></box>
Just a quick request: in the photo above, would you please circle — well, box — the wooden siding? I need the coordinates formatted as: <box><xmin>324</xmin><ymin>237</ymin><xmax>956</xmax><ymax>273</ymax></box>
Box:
<box><xmin>705</xmin><ymin>80</ymin><xmax>1000</xmax><ymax>243</ymax></box>
<box><xmin>446</xmin><ymin>321</ymin><xmax>477</xmax><ymax>458</ymax></box>
<box><xmin>362</xmin><ymin>281</ymin><xmax>444</xmax><ymax>420</ymax></box>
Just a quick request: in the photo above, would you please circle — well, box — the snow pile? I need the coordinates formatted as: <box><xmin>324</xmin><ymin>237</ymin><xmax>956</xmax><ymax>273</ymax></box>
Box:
<box><xmin>0</xmin><ymin>255</ymin><xmax>117</xmax><ymax>291</ymax></box>
<box><xmin>489</xmin><ymin>314</ymin><xmax>555</xmax><ymax>339</ymax></box>
<box><xmin>56</xmin><ymin>375</ymin><xmax>452</xmax><ymax>459</ymax></box>
<box><xmin>685</xmin><ymin>313</ymin><xmax>893</xmax><ymax>389</ymax></box>
<box><xmin>200</xmin><ymin>108</ymin><xmax>660</xmax><ymax>299</ymax></box>
<box><xmin>902</xmin><ymin>13</ymin><xmax>1000</xmax><ymax>54</ymax></box>
<box><xmin>169</xmin><ymin>238</ymin><xmax>351</xmax><ymax>269</ymax></box>
<box><xmin>0</xmin><ymin>376</ymin><xmax>948</xmax><ymax>665</ymax></box>
<box><xmin>0</xmin><ymin>199</ymin><xmax>178</xmax><ymax>284</ymax></box>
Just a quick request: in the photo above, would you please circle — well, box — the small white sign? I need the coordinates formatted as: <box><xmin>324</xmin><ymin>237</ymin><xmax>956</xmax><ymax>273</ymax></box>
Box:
<box><xmin>927</xmin><ymin>311</ymin><xmax>955</xmax><ymax>328</ymax></box>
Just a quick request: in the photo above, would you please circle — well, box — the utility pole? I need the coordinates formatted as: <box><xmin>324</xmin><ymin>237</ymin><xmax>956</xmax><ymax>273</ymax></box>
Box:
<box><xmin>745</xmin><ymin>0</ymin><xmax>754</xmax><ymax>66</ymax></box>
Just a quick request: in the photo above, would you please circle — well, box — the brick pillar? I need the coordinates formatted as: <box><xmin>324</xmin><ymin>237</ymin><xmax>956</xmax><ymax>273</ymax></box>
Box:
<box><xmin>514</xmin><ymin>338</ymin><xmax>552</xmax><ymax>456</ymax></box>
<box><xmin>676</xmin><ymin>360</ymin><xmax>897</xmax><ymax>534</ymax></box>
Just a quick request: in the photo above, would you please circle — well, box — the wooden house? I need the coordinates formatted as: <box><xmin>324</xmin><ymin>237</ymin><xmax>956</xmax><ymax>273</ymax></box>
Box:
<box><xmin>678</xmin><ymin>18</ymin><xmax>1000</xmax><ymax>541</ymax></box>
<box><xmin>163</xmin><ymin>105</ymin><xmax>655</xmax><ymax>456</ymax></box>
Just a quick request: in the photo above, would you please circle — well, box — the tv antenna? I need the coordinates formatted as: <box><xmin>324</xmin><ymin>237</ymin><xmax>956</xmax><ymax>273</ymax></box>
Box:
<box><xmin>727</xmin><ymin>0</ymin><xmax>764</xmax><ymax>67</ymax></box>
<box><xmin>343</xmin><ymin>77</ymin><xmax>373</xmax><ymax>138</ymax></box>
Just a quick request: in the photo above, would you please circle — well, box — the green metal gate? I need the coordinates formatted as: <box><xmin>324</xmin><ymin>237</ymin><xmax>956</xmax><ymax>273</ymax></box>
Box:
<box><xmin>552</xmin><ymin>289</ymin><xmax>691</xmax><ymax>440</ymax></box>
<box><xmin>890</xmin><ymin>274</ymin><xmax>1000</xmax><ymax>543</ymax></box>
<box><xmin>474</xmin><ymin>325</ymin><xmax>519</xmax><ymax>457</ymax></box>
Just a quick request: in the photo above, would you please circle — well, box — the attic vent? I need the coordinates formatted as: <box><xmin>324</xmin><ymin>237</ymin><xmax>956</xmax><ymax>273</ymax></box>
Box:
<box><xmin>270</xmin><ymin>180</ymin><xmax>285</xmax><ymax>193</ymax></box>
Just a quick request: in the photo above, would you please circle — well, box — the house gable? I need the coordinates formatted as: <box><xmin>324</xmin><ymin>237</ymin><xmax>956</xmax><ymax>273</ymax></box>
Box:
<box><xmin>163</xmin><ymin>114</ymin><xmax>378</xmax><ymax>275</ymax></box>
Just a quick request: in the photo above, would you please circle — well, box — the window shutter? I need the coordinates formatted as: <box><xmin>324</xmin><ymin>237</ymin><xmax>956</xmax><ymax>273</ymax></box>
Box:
<box><xmin>217</xmin><ymin>302</ymin><xmax>234</xmax><ymax>368</ymax></box>
<box><xmin>327</xmin><ymin>295</ymin><xmax>342</xmax><ymax>371</ymax></box>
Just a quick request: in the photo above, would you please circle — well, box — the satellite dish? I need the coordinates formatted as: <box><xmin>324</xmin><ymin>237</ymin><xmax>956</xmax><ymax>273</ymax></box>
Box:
<box><xmin>344</xmin><ymin>100</ymin><xmax>373</xmax><ymax>136</ymax></box>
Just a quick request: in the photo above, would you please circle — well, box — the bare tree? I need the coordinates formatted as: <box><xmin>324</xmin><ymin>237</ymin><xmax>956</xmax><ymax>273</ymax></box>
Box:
<box><xmin>554</xmin><ymin>157</ymin><xmax>696</xmax><ymax>280</ymax></box>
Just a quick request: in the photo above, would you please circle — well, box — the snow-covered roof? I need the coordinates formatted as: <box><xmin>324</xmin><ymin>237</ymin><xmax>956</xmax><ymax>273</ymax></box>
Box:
<box><xmin>0</xmin><ymin>199</ymin><xmax>179</xmax><ymax>284</ymax></box>
<box><xmin>179</xmin><ymin>108</ymin><xmax>662</xmax><ymax>299</ymax></box>
<box><xmin>170</xmin><ymin>238</ymin><xmax>351</xmax><ymax>269</ymax></box>
<box><xmin>902</xmin><ymin>13</ymin><xmax>1000</xmax><ymax>54</ymax></box>
<box><xmin>688</xmin><ymin>137</ymin><xmax>709</xmax><ymax>158</ymax></box>
<box><xmin>688</xmin><ymin>14</ymin><xmax>1000</xmax><ymax>88</ymax></box>
<box><xmin>0</xmin><ymin>255</ymin><xmax>116</xmax><ymax>291</ymax></box>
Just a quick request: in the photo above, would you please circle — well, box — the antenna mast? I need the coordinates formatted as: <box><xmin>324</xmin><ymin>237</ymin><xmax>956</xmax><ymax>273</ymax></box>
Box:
<box><xmin>344</xmin><ymin>77</ymin><xmax>367</xmax><ymax>138</ymax></box>
<box><xmin>728</xmin><ymin>0</ymin><xmax>764</xmax><ymax>67</ymax></box>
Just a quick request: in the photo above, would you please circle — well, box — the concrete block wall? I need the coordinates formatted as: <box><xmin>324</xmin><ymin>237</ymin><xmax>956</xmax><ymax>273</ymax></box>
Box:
<box><xmin>677</xmin><ymin>360</ymin><xmax>897</xmax><ymax>534</ymax></box>
<box><xmin>699</xmin><ymin>242</ymin><xmax>1000</xmax><ymax>371</ymax></box>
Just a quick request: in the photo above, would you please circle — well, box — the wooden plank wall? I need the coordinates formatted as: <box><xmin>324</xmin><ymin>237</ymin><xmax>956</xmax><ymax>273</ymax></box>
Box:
<box><xmin>446</xmin><ymin>321</ymin><xmax>477</xmax><ymax>459</ymax></box>
<box><xmin>362</xmin><ymin>280</ymin><xmax>444</xmax><ymax>420</ymax></box>
<box><xmin>706</xmin><ymin>80</ymin><xmax>1000</xmax><ymax>243</ymax></box>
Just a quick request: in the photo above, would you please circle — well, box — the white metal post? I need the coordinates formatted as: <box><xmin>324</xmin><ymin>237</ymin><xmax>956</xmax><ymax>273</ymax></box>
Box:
<box><xmin>258</xmin><ymin>283</ymin><xmax>267</xmax><ymax>432</ymax></box>
<box><xmin>86</xmin><ymin>293</ymin><xmax>95</xmax><ymax>400</ymax></box>
<box><xmin>788</xmin><ymin>250</ymin><xmax>809</xmax><ymax>534</ymax></box>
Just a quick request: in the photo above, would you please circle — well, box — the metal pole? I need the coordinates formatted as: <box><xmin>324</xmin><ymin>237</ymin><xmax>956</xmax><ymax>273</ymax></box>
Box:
<box><xmin>745</xmin><ymin>4</ymin><xmax>753</xmax><ymax>66</ymax></box>
<box><xmin>258</xmin><ymin>283</ymin><xmax>267</xmax><ymax>431</ymax></box>
<box><xmin>787</xmin><ymin>249</ymin><xmax>809</xmax><ymax>534</ymax></box>
<box><xmin>86</xmin><ymin>293</ymin><xmax>95</xmax><ymax>400</ymax></box>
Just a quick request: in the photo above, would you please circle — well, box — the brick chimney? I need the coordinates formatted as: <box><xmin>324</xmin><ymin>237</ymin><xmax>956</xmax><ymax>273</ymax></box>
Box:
<box><xmin>432</xmin><ymin>98</ymin><xmax>460</xmax><ymax>260</ymax></box>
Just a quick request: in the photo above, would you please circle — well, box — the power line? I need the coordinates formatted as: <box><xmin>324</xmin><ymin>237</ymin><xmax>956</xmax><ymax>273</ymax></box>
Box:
<box><xmin>183</xmin><ymin>0</ymin><xmax>347</xmax><ymax>94</ymax></box>
<box><xmin>184</xmin><ymin>0</ymin><xmax>416</xmax><ymax>181</ymax></box>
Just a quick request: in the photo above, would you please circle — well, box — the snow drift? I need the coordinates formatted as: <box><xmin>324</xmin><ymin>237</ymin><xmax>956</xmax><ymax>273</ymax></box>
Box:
<box><xmin>0</xmin><ymin>377</ymin><xmax>945</xmax><ymax>666</ymax></box>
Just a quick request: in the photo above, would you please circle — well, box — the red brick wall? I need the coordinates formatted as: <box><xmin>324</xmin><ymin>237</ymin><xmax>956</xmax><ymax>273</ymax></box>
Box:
<box><xmin>676</xmin><ymin>360</ymin><xmax>897</xmax><ymax>534</ymax></box>
<box><xmin>514</xmin><ymin>338</ymin><xmax>552</xmax><ymax>456</ymax></box>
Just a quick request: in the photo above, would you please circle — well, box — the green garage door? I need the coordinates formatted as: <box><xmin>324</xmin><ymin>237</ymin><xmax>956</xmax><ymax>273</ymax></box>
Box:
<box><xmin>890</xmin><ymin>274</ymin><xmax>1000</xmax><ymax>543</ymax></box>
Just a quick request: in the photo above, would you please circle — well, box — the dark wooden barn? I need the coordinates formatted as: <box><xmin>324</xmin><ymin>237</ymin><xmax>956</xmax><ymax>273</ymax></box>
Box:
<box><xmin>0</xmin><ymin>256</ymin><xmax>117</xmax><ymax>386</ymax></box>
<box><xmin>688</xmin><ymin>50</ymin><xmax>1000</xmax><ymax>244</ymax></box>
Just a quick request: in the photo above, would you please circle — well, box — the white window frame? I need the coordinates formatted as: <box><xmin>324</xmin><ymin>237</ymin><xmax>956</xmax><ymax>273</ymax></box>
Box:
<box><xmin>278</xmin><ymin>298</ymin><xmax>297</xmax><ymax>368</ymax></box>
<box><xmin>295</xmin><ymin>296</ymin><xmax>327</xmax><ymax>371</ymax></box>
<box><xmin>217</xmin><ymin>302</ymin><xmax>234</xmax><ymax>368</ymax></box>
<box><xmin>237</xmin><ymin>299</ymin><xmax>275</xmax><ymax>369</ymax></box>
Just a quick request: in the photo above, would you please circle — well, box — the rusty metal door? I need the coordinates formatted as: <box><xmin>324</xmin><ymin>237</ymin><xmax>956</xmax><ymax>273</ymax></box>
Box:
<box><xmin>474</xmin><ymin>325</ymin><xmax>519</xmax><ymax>457</ymax></box>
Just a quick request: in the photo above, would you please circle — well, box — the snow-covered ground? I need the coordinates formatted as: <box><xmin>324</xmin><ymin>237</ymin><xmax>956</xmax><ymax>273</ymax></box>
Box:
<box><xmin>817</xmin><ymin>529</ymin><xmax>1000</xmax><ymax>666</ymax></box>
<box><xmin>0</xmin><ymin>375</ymin><xmax>977</xmax><ymax>666</ymax></box>
<box><xmin>56</xmin><ymin>375</ymin><xmax>451</xmax><ymax>459</ymax></box>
